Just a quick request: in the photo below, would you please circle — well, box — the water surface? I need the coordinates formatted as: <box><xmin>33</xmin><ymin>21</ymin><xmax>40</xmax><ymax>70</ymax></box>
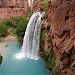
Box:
<box><xmin>0</xmin><ymin>40</ymin><xmax>50</xmax><ymax>75</ymax></box>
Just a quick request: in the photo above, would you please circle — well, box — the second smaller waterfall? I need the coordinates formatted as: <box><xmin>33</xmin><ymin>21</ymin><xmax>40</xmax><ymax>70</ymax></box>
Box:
<box><xmin>15</xmin><ymin>12</ymin><xmax>43</xmax><ymax>60</ymax></box>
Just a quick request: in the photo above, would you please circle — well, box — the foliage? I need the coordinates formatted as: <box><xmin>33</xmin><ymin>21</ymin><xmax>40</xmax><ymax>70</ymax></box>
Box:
<box><xmin>11</xmin><ymin>16</ymin><xmax>27</xmax><ymax>28</ymax></box>
<box><xmin>3</xmin><ymin>20</ymin><xmax>12</xmax><ymax>27</ymax></box>
<box><xmin>49</xmin><ymin>49</ymin><xmax>56</xmax><ymax>74</ymax></box>
<box><xmin>0</xmin><ymin>22</ymin><xmax>8</xmax><ymax>36</ymax></box>
<box><xmin>43</xmin><ymin>0</ymin><xmax>48</xmax><ymax>8</ymax></box>
<box><xmin>0</xmin><ymin>54</ymin><xmax>3</xmax><ymax>65</ymax></box>
<box><xmin>40</xmin><ymin>25</ymin><xmax>56</xmax><ymax>74</ymax></box>
<box><xmin>16</xmin><ymin>17</ymin><xmax>28</xmax><ymax>44</ymax></box>
<box><xmin>44</xmin><ymin>13</ymin><xmax>48</xmax><ymax>19</ymax></box>
<box><xmin>44</xmin><ymin>51</ymin><xmax>49</xmax><ymax>61</ymax></box>
<box><xmin>15</xmin><ymin>12</ymin><xmax>32</xmax><ymax>44</ymax></box>
<box><xmin>40</xmin><ymin>0</ymin><xmax>48</xmax><ymax>11</ymax></box>
<box><xmin>40</xmin><ymin>27</ymin><xmax>45</xmax><ymax>52</ymax></box>
<box><xmin>0</xmin><ymin>11</ymin><xmax>32</xmax><ymax>44</ymax></box>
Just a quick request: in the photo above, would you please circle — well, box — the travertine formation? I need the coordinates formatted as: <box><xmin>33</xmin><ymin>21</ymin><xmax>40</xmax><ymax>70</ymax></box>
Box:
<box><xmin>0</xmin><ymin>0</ymin><xmax>28</xmax><ymax>21</ymax></box>
<box><xmin>44</xmin><ymin>0</ymin><xmax>75</xmax><ymax>74</ymax></box>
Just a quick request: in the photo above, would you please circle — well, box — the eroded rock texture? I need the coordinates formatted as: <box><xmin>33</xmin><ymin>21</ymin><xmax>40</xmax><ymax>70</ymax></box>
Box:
<box><xmin>0</xmin><ymin>0</ymin><xmax>29</xmax><ymax>21</ymax></box>
<box><xmin>44</xmin><ymin>0</ymin><xmax>75</xmax><ymax>75</ymax></box>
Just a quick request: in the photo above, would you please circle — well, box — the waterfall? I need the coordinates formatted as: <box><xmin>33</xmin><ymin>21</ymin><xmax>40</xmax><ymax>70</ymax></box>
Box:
<box><xmin>15</xmin><ymin>12</ymin><xmax>43</xmax><ymax>60</ymax></box>
<box><xmin>31</xmin><ymin>14</ymin><xmax>42</xmax><ymax>59</ymax></box>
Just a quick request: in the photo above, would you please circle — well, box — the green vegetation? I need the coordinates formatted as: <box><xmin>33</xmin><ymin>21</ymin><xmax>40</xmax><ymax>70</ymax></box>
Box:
<box><xmin>15</xmin><ymin>16</ymin><xmax>29</xmax><ymax>44</ymax></box>
<box><xmin>48</xmin><ymin>49</ymin><xmax>56</xmax><ymax>74</ymax></box>
<box><xmin>40</xmin><ymin>24</ymin><xmax>56</xmax><ymax>74</ymax></box>
<box><xmin>40</xmin><ymin>0</ymin><xmax>48</xmax><ymax>11</ymax></box>
<box><xmin>3</xmin><ymin>20</ymin><xmax>12</xmax><ymax>27</ymax></box>
<box><xmin>0</xmin><ymin>12</ymin><xmax>32</xmax><ymax>44</ymax></box>
<box><xmin>15</xmin><ymin>12</ymin><xmax>32</xmax><ymax>43</ymax></box>
<box><xmin>0</xmin><ymin>54</ymin><xmax>3</xmax><ymax>65</ymax></box>
<box><xmin>40</xmin><ymin>25</ymin><xmax>45</xmax><ymax>52</ymax></box>
<box><xmin>0</xmin><ymin>22</ymin><xmax>8</xmax><ymax>36</ymax></box>
<box><xmin>43</xmin><ymin>0</ymin><xmax>48</xmax><ymax>8</ymax></box>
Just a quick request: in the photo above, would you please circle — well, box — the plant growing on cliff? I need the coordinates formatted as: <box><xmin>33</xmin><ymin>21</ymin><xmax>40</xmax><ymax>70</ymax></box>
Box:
<box><xmin>48</xmin><ymin>49</ymin><xmax>56</xmax><ymax>74</ymax></box>
<box><xmin>40</xmin><ymin>28</ymin><xmax>45</xmax><ymax>52</ymax></box>
<box><xmin>40</xmin><ymin>0</ymin><xmax>48</xmax><ymax>11</ymax></box>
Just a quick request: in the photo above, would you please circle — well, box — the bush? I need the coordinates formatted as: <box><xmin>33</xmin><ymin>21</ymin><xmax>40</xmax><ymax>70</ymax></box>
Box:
<box><xmin>0</xmin><ymin>54</ymin><xmax>3</xmax><ymax>65</ymax></box>
<box><xmin>40</xmin><ymin>0</ymin><xmax>48</xmax><ymax>11</ymax></box>
<box><xmin>0</xmin><ymin>11</ymin><xmax>32</xmax><ymax>43</ymax></box>
<box><xmin>11</xmin><ymin>12</ymin><xmax>32</xmax><ymax>28</ymax></box>
<box><xmin>16</xmin><ymin>18</ymin><xmax>28</xmax><ymax>44</ymax></box>
<box><xmin>43</xmin><ymin>0</ymin><xmax>48</xmax><ymax>8</ymax></box>
<box><xmin>11</xmin><ymin>16</ymin><xmax>26</xmax><ymax>28</ymax></box>
<box><xmin>0</xmin><ymin>22</ymin><xmax>8</xmax><ymax>36</ymax></box>
<box><xmin>15</xmin><ymin>12</ymin><xmax>32</xmax><ymax>44</ymax></box>
<box><xmin>40</xmin><ymin>24</ymin><xmax>45</xmax><ymax>52</ymax></box>
<box><xmin>48</xmin><ymin>49</ymin><xmax>56</xmax><ymax>74</ymax></box>
<box><xmin>3</xmin><ymin>20</ymin><xmax>12</xmax><ymax>27</ymax></box>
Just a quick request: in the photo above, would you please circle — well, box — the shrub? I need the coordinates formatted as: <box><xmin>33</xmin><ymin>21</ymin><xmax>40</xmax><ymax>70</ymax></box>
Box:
<box><xmin>11</xmin><ymin>12</ymin><xmax>32</xmax><ymax>28</ymax></box>
<box><xmin>16</xmin><ymin>18</ymin><xmax>28</xmax><ymax>44</ymax></box>
<box><xmin>3</xmin><ymin>20</ymin><xmax>12</xmax><ymax>27</ymax></box>
<box><xmin>48</xmin><ymin>49</ymin><xmax>56</xmax><ymax>74</ymax></box>
<box><xmin>40</xmin><ymin>0</ymin><xmax>48</xmax><ymax>11</ymax></box>
<box><xmin>43</xmin><ymin>0</ymin><xmax>48</xmax><ymax>8</ymax></box>
<box><xmin>11</xmin><ymin>16</ymin><xmax>26</xmax><ymax>28</ymax></box>
<box><xmin>0</xmin><ymin>11</ymin><xmax>32</xmax><ymax>43</ymax></box>
<box><xmin>0</xmin><ymin>54</ymin><xmax>3</xmax><ymax>65</ymax></box>
<box><xmin>40</xmin><ymin>25</ymin><xmax>45</xmax><ymax>52</ymax></box>
<box><xmin>15</xmin><ymin>12</ymin><xmax>32</xmax><ymax>44</ymax></box>
<box><xmin>0</xmin><ymin>22</ymin><xmax>8</xmax><ymax>36</ymax></box>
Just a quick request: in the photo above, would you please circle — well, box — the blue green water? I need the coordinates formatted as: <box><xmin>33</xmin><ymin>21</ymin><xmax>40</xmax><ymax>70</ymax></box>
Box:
<box><xmin>0</xmin><ymin>41</ymin><xmax>51</xmax><ymax>75</ymax></box>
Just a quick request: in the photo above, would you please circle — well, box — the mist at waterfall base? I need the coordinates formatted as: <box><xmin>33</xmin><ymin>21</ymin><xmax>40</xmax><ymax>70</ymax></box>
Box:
<box><xmin>0</xmin><ymin>12</ymin><xmax>51</xmax><ymax>75</ymax></box>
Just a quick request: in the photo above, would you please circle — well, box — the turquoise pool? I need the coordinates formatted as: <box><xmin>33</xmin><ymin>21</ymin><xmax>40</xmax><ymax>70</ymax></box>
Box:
<box><xmin>0</xmin><ymin>40</ymin><xmax>51</xmax><ymax>75</ymax></box>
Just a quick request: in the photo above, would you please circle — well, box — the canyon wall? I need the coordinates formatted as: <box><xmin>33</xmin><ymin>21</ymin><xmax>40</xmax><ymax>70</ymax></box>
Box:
<box><xmin>43</xmin><ymin>0</ymin><xmax>75</xmax><ymax>75</ymax></box>
<box><xmin>0</xmin><ymin>0</ymin><xmax>40</xmax><ymax>21</ymax></box>
<box><xmin>0</xmin><ymin>0</ymin><xmax>29</xmax><ymax>21</ymax></box>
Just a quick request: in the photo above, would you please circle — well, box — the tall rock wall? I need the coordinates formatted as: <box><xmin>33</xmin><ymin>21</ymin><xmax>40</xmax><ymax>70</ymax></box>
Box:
<box><xmin>0</xmin><ymin>0</ymin><xmax>29</xmax><ymax>21</ymax></box>
<box><xmin>43</xmin><ymin>0</ymin><xmax>75</xmax><ymax>75</ymax></box>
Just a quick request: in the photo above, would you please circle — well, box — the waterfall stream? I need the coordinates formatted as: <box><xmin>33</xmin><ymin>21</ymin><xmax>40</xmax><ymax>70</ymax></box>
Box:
<box><xmin>15</xmin><ymin>12</ymin><xmax>43</xmax><ymax>60</ymax></box>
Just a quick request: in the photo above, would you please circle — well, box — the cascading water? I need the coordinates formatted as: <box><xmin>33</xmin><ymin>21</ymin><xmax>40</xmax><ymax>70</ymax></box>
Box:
<box><xmin>15</xmin><ymin>12</ymin><xmax>43</xmax><ymax>60</ymax></box>
<box><xmin>31</xmin><ymin>14</ymin><xmax>42</xmax><ymax>59</ymax></box>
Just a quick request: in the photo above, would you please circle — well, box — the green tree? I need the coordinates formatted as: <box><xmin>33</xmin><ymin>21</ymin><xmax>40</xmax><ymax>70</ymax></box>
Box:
<box><xmin>0</xmin><ymin>22</ymin><xmax>8</xmax><ymax>36</ymax></box>
<box><xmin>16</xmin><ymin>17</ymin><xmax>28</xmax><ymax>44</ymax></box>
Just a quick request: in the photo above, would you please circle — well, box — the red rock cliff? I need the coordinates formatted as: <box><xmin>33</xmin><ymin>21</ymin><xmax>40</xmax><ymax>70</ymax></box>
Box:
<box><xmin>0</xmin><ymin>0</ymin><xmax>29</xmax><ymax>21</ymax></box>
<box><xmin>44</xmin><ymin>0</ymin><xmax>75</xmax><ymax>75</ymax></box>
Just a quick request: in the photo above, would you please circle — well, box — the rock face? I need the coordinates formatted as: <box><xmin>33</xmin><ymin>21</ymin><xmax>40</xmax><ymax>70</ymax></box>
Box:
<box><xmin>44</xmin><ymin>0</ymin><xmax>75</xmax><ymax>75</ymax></box>
<box><xmin>0</xmin><ymin>0</ymin><xmax>29</xmax><ymax>21</ymax></box>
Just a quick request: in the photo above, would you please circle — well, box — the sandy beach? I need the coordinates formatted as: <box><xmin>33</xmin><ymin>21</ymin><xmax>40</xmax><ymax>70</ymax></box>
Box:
<box><xmin>0</xmin><ymin>35</ymin><xmax>17</xmax><ymax>41</ymax></box>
